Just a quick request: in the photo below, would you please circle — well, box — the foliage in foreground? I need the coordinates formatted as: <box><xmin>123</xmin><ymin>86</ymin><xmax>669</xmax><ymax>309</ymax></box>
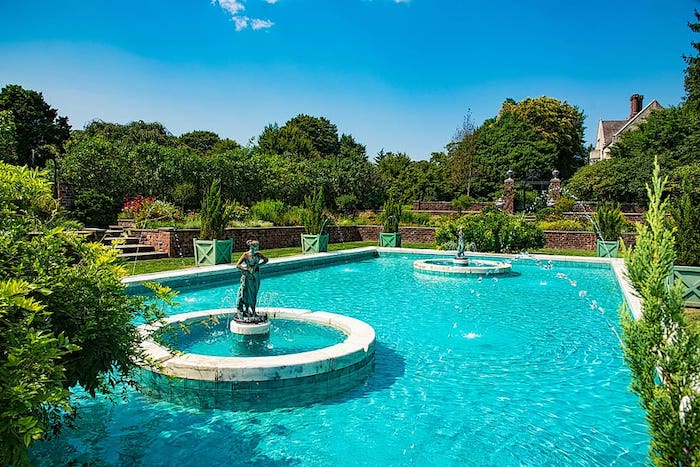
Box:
<box><xmin>620</xmin><ymin>160</ymin><xmax>700</xmax><ymax>466</ymax></box>
<box><xmin>434</xmin><ymin>207</ymin><xmax>545</xmax><ymax>253</ymax></box>
<box><xmin>0</xmin><ymin>162</ymin><xmax>171</xmax><ymax>465</ymax></box>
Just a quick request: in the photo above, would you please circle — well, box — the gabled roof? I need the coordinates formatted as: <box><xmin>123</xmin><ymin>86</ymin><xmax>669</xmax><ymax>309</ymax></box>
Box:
<box><xmin>613</xmin><ymin>99</ymin><xmax>663</xmax><ymax>137</ymax></box>
<box><xmin>601</xmin><ymin>120</ymin><xmax>627</xmax><ymax>148</ymax></box>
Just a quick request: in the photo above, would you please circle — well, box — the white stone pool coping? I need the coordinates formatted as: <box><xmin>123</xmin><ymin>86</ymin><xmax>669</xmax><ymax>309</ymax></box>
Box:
<box><xmin>138</xmin><ymin>307</ymin><xmax>376</xmax><ymax>382</ymax></box>
<box><xmin>413</xmin><ymin>258</ymin><xmax>513</xmax><ymax>275</ymax></box>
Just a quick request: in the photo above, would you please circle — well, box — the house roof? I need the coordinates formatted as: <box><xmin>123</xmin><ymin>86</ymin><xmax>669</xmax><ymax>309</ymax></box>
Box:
<box><xmin>613</xmin><ymin>99</ymin><xmax>663</xmax><ymax>137</ymax></box>
<box><xmin>600</xmin><ymin>99</ymin><xmax>663</xmax><ymax>149</ymax></box>
<box><xmin>601</xmin><ymin>120</ymin><xmax>627</xmax><ymax>148</ymax></box>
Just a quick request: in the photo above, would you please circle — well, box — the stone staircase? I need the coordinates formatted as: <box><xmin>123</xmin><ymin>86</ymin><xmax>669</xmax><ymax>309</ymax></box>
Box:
<box><xmin>101</xmin><ymin>226</ymin><xmax>169</xmax><ymax>261</ymax></box>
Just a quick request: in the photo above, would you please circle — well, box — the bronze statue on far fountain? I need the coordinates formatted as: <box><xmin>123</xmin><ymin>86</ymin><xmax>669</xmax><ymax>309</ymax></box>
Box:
<box><xmin>235</xmin><ymin>240</ymin><xmax>269</xmax><ymax>322</ymax></box>
<box><xmin>456</xmin><ymin>228</ymin><xmax>466</xmax><ymax>258</ymax></box>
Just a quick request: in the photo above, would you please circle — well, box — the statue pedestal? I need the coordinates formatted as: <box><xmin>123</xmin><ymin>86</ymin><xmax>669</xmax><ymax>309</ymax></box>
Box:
<box><xmin>230</xmin><ymin>314</ymin><xmax>270</xmax><ymax>335</ymax></box>
<box><xmin>452</xmin><ymin>257</ymin><xmax>469</xmax><ymax>266</ymax></box>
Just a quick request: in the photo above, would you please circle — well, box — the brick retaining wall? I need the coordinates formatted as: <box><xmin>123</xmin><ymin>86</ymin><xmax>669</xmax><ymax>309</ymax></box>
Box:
<box><xmin>126</xmin><ymin>225</ymin><xmax>636</xmax><ymax>257</ymax></box>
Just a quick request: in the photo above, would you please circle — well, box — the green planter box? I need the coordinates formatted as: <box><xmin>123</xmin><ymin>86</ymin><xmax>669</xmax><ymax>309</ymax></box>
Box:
<box><xmin>672</xmin><ymin>265</ymin><xmax>700</xmax><ymax>308</ymax></box>
<box><xmin>596</xmin><ymin>240</ymin><xmax>619</xmax><ymax>258</ymax></box>
<box><xmin>379</xmin><ymin>232</ymin><xmax>402</xmax><ymax>248</ymax></box>
<box><xmin>301</xmin><ymin>234</ymin><xmax>329</xmax><ymax>254</ymax></box>
<box><xmin>193</xmin><ymin>238</ymin><xmax>233</xmax><ymax>266</ymax></box>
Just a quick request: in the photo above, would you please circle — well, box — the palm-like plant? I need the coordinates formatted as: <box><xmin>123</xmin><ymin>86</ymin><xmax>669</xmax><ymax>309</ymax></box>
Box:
<box><xmin>199</xmin><ymin>179</ymin><xmax>233</xmax><ymax>240</ymax></box>
<box><xmin>380</xmin><ymin>195</ymin><xmax>402</xmax><ymax>233</ymax></box>
<box><xmin>595</xmin><ymin>203</ymin><xmax>626</xmax><ymax>241</ymax></box>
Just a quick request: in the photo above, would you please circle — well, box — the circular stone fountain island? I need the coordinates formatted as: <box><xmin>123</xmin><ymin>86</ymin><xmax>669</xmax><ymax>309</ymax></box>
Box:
<box><xmin>137</xmin><ymin>307</ymin><xmax>376</xmax><ymax>409</ymax></box>
<box><xmin>413</xmin><ymin>257</ymin><xmax>512</xmax><ymax>275</ymax></box>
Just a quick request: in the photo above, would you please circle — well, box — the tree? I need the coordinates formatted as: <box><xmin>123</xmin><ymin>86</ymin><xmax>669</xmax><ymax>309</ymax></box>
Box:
<box><xmin>0</xmin><ymin>110</ymin><xmax>18</xmax><ymax>165</ymax></box>
<box><xmin>500</xmin><ymin>96</ymin><xmax>586</xmax><ymax>179</ymax></box>
<box><xmin>257</xmin><ymin>114</ymin><xmax>340</xmax><ymax>159</ymax></box>
<box><xmin>684</xmin><ymin>10</ymin><xmax>700</xmax><ymax>112</ymax></box>
<box><xmin>82</xmin><ymin>119</ymin><xmax>173</xmax><ymax>147</ymax></box>
<box><xmin>471</xmin><ymin>112</ymin><xmax>558</xmax><ymax>198</ymax></box>
<box><xmin>0</xmin><ymin>162</ymin><xmax>171</xmax><ymax>464</ymax></box>
<box><xmin>0</xmin><ymin>84</ymin><xmax>71</xmax><ymax>167</ymax></box>
<box><xmin>178</xmin><ymin>130</ymin><xmax>221</xmax><ymax>153</ymax></box>
<box><xmin>447</xmin><ymin>109</ymin><xmax>480</xmax><ymax>197</ymax></box>
<box><xmin>620</xmin><ymin>160</ymin><xmax>700</xmax><ymax>465</ymax></box>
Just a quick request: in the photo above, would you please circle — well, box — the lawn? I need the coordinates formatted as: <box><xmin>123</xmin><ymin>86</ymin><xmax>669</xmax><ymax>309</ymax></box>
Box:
<box><xmin>687</xmin><ymin>307</ymin><xmax>700</xmax><ymax>335</ymax></box>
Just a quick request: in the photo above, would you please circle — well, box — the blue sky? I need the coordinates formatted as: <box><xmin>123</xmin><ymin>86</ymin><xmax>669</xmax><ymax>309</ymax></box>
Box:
<box><xmin>0</xmin><ymin>1</ymin><xmax>696</xmax><ymax>160</ymax></box>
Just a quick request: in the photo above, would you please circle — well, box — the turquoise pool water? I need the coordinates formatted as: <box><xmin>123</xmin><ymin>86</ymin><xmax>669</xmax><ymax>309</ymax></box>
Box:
<box><xmin>31</xmin><ymin>253</ymin><xmax>649</xmax><ymax>465</ymax></box>
<box><xmin>163</xmin><ymin>318</ymin><xmax>347</xmax><ymax>357</ymax></box>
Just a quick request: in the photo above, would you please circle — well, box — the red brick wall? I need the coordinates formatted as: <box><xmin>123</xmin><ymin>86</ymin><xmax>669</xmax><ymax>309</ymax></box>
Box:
<box><xmin>543</xmin><ymin>231</ymin><xmax>638</xmax><ymax>250</ymax></box>
<box><xmin>128</xmin><ymin>226</ymin><xmax>637</xmax><ymax>257</ymax></box>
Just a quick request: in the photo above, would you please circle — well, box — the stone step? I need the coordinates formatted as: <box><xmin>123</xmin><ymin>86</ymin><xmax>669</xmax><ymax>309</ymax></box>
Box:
<box><xmin>112</xmin><ymin>244</ymin><xmax>156</xmax><ymax>254</ymax></box>
<box><xmin>117</xmin><ymin>251</ymin><xmax>169</xmax><ymax>261</ymax></box>
<box><xmin>105</xmin><ymin>229</ymin><xmax>126</xmax><ymax>236</ymax></box>
<box><xmin>103</xmin><ymin>236</ymin><xmax>142</xmax><ymax>245</ymax></box>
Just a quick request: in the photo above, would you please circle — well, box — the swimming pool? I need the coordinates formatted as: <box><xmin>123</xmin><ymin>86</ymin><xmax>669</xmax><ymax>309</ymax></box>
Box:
<box><xmin>30</xmin><ymin>251</ymin><xmax>649</xmax><ymax>465</ymax></box>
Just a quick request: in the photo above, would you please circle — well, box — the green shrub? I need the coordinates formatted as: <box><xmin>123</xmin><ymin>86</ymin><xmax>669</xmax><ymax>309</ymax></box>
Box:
<box><xmin>538</xmin><ymin>218</ymin><xmax>587</xmax><ymax>231</ymax></box>
<box><xmin>670</xmin><ymin>177</ymin><xmax>700</xmax><ymax>266</ymax></box>
<box><xmin>227</xmin><ymin>202</ymin><xmax>250</xmax><ymax>223</ymax></box>
<box><xmin>335</xmin><ymin>194</ymin><xmax>358</xmax><ymax>214</ymax></box>
<box><xmin>355</xmin><ymin>210</ymin><xmax>380</xmax><ymax>225</ymax></box>
<box><xmin>534</xmin><ymin>207</ymin><xmax>555</xmax><ymax>221</ymax></box>
<box><xmin>251</xmin><ymin>199</ymin><xmax>286</xmax><ymax>225</ymax></box>
<box><xmin>134</xmin><ymin>199</ymin><xmax>183</xmax><ymax>228</ymax></box>
<box><xmin>435</xmin><ymin>207</ymin><xmax>545</xmax><ymax>253</ymax></box>
<box><xmin>401</xmin><ymin>209</ymin><xmax>430</xmax><ymax>226</ymax></box>
<box><xmin>281</xmin><ymin>205</ymin><xmax>304</xmax><ymax>226</ymax></box>
<box><xmin>451</xmin><ymin>194</ymin><xmax>474</xmax><ymax>212</ymax></box>
<box><xmin>553</xmin><ymin>196</ymin><xmax>576</xmax><ymax>213</ymax></box>
<box><xmin>0</xmin><ymin>162</ymin><xmax>173</xmax><ymax>463</ymax></box>
<box><xmin>172</xmin><ymin>182</ymin><xmax>197</xmax><ymax>211</ymax></box>
<box><xmin>72</xmin><ymin>189</ymin><xmax>117</xmax><ymax>227</ymax></box>
<box><xmin>595</xmin><ymin>203</ymin><xmax>626</xmax><ymax>241</ymax></box>
<box><xmin>181</xmin><ymin>211</ymin><xmax>201</xmax><ymax>229</ymax></box>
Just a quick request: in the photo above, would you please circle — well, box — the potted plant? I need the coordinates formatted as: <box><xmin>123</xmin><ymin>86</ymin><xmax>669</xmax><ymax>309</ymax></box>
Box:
<box><xmin>594</xmin><ymin>202</ymin><xmax>626</xmax><ymax>258</ymax></box>
<box><xmin>379</xmin><ymin>195</ymin><xmax>403</xmax><ymax>248</ymax></box>
<box><xmin>300</xmin><ymin>187</ymin><xmax>330</xmax><ymax>254</ymax></box>
<box><xmin>194</xmin><ymin>179</ymin><xmax>234</xmax><ymax>266</ymax></box>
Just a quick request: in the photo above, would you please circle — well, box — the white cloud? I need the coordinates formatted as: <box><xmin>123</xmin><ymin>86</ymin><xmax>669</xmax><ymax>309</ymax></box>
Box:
<box><xmin>251</xmin><ymin>18</ymin><xmax>274</xmax><ymax>30</ymax></box>
<box><xmin>212</xmin><ymin>0</ymin><xmax>274</xmax><ymax>31</ymax></box>
<box><xmin>214</xmin><ymin>0</ymin><xmax>245</xmax><ymax>15</ymax></box>
<box><xmin>233</xmin><ymin>15</ymin><xmax>249</xmax><ymax>31</ymax></box>
<box><xmin>214</xmin><ymin>0</ymin><xmax>405</xmax><ymax>32</ymax></box>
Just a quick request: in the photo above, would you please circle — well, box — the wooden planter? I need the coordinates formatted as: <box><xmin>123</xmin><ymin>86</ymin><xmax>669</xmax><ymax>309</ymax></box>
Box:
<box><xmin>379</xmin><ymin>232</ymin><xmax>402</xmax><ymax>248</ymax></box>
<box><xmin>193</xmin><ymin>239</ymin><xmax>233</xmax><ymax>266</ymax></box>
<box><xmin>672</xmin><ymin>265</ymin><xmax>700</xmax><ymax>308</ymax></box>
<box><xmin>301</xmin><ymin>234</ymin><xmax>329</xmax><ymax>254</ymax></box>
<box><xmin>596</xmin><ymin>240</ymin><xmax>619</xmax><ymax>258</ymax></box>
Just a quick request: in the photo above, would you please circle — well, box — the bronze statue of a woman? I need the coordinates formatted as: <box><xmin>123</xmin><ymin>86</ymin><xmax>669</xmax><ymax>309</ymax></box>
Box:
<box><xmin>235</xmin><ymin>240</ymin><xmax>269</xmax><ymax>319</ymax></box>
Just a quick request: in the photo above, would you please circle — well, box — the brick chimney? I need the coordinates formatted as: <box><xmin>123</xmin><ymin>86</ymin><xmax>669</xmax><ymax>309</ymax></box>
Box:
<box><xmin>629</xmin><ymin>94</ymin><xmax>644</xmax><ymax>119</ymax></box>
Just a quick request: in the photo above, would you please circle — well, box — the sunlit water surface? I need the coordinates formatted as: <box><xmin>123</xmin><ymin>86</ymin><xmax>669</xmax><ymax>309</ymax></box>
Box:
<box><xmin>31</xmin><ymin>253</ymin><xmax>648</xmax><ymax>465</ymax></box>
